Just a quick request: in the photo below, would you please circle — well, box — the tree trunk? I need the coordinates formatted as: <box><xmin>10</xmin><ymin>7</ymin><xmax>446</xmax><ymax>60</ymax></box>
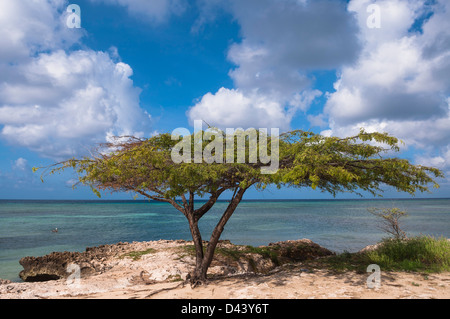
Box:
<box><xmin>187</xmin><ymin>187</ymin><xmax>247</xmax><ymax>286</ymax></box>
<box><xmin>187</xmin><ymin>216</ymin><xmax>206</xmax><ymax>284</ymax></box>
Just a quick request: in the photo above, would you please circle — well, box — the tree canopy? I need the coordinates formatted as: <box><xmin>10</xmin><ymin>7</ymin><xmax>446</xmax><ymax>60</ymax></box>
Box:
<box><xmin>35</xmin><ymin>128</ymin><xmax>443</xmax><ymax>285</ymax></box>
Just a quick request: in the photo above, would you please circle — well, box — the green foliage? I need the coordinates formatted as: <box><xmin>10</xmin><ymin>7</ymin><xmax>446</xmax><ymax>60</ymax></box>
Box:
<box><xmin>366</xmin><ymin>236</ymin><xmax>450</xmax><ymax>272</ymax></box>
<box><xmin>277</xmin><ymin>129</ymin><xmax>442</xmax><ymax>196</ymax></box>
<box><xmin>33</xmin><ymin>129</ymin><xmax>443</xmax><ymax>202</ymax></box>
<box><xmin>317</xmin><ymin>236</ymin><xmax>450</xmax><ymax>273</ymax></box>
<box><xmin>119</xmin><ymin>248</ymin><xmax>157</xmax><ymax>261</ymax></box>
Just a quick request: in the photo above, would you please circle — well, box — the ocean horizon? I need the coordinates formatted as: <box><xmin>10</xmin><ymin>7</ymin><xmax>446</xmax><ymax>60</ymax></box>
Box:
<box><xmin>1</xmin><ymin>198</ymin><xmax>449</xmax><ymax>282</ymax></box>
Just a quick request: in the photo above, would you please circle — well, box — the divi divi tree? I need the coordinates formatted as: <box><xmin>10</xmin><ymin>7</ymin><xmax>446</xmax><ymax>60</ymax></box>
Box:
<box><xmin>35</xmin><ymin>129</ymin><xmax>443</xmax><ymax>285</ymax></box>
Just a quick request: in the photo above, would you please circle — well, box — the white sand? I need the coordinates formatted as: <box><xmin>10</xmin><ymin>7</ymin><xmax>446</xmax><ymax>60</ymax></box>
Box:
<box><xmin>1</xmin><ymin>240</ymin><xmax>448</xmax><ymax>299</ymax></box>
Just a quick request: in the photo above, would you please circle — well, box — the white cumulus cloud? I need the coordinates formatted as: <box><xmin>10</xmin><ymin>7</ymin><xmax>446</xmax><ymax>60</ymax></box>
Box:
<box><xmin>188</xmin><ymin>0</ymin><xmax>360</xmax><ymax>130</ymax></box>
<box><xmin>0</xmin><ymin>0</ymin><xmax>152</xmax><ymax>159</ymax></box>
<box><xmin>0</xmin><ymin>50</ymin><xmax>150</xmax><ymax>159</ymax></box>
<box><xmin>321</xmin><ymin>0</ymin><xmax>450</xmax><ymax>174</ymax></box>
<box><xmin>0</xmin><ymin>0</ymin><xmax>83</xmax><ymax>63</ymax></box>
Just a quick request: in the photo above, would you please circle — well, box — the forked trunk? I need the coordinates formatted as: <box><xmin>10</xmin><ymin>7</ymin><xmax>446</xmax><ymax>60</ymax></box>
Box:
<box><xmin>187</xmin><ymin>188</ymin><xmax>247</xmax><ymax>287</ymax></box>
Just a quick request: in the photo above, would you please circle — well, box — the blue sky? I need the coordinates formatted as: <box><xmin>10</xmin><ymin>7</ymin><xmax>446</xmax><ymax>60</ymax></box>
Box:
<box><xmin>0</xmin><ymin>0</ymin><xmax>449</xmax><ymax>200</ymax></box>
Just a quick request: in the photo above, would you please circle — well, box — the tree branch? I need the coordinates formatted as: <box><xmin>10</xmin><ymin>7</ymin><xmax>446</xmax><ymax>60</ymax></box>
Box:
<box><xmin>194</xmin><ymin>188</ymin><xmax>227</xmax><ymax>220</ymax></box>
<box><xmin>135</xmin><ymin>189</ymin><xmax>186</xmax><ymax>216</ymax></box>
<box><xmin>181</xmin><ymin>194</ymin><xmax>188</xmax><ymax>210</ymax></box>
<box><xmin>189</xmin><ymin>191</ymin><xmax>195</xmax><ymax>214</ymax></box>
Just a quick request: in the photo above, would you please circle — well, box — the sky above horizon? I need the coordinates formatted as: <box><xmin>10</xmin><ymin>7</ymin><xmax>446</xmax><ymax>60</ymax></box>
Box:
<box><xmin>0</xmin><ymin>0</ymin><xmax>449</xmax><ymax>200</ymax></box>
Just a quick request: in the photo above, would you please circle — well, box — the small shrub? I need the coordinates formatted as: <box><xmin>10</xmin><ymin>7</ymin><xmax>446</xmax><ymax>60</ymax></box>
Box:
<box><xmin>368</xmin><ymin>207</ymin><xmax>408</xmax><ymax>240</ymax></box>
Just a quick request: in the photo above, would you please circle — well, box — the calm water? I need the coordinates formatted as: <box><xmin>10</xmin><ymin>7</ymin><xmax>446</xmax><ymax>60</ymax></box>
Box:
<box><xmin>1</xmin><ymin>199</ymin><xmax>449</xmax><ymax>282</ymax></box>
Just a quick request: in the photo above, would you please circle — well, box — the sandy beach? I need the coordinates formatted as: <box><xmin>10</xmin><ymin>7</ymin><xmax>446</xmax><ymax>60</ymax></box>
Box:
<box><xmin>0</xmin><ymin>239</ymin><xmax>448</xmax><ymax>299</ymax></box>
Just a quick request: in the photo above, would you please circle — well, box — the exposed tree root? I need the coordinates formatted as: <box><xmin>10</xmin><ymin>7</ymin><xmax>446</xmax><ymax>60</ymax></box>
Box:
<box><xmin>145</xmin><ymin>281</ymin><xmax>186</xmax><ymax>298</ymax></box>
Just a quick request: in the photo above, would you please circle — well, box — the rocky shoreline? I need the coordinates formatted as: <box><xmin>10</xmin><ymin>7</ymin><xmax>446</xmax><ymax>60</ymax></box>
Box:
<box><xmin>0</xmin><ymin>239</ymin><xmax>448</xmax><ymax>299</ymax></box>
<box><xmin>17</xmin><ymin>238</ymin><xmax>334</xmax><ymax>283</ymax></box>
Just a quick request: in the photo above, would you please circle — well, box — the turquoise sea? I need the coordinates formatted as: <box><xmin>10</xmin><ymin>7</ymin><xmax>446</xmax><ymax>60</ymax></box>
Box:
<box><xmin>1</xmin><ymin>198</ymin><xmax>449</xmax><ymax>282</ymax></box>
